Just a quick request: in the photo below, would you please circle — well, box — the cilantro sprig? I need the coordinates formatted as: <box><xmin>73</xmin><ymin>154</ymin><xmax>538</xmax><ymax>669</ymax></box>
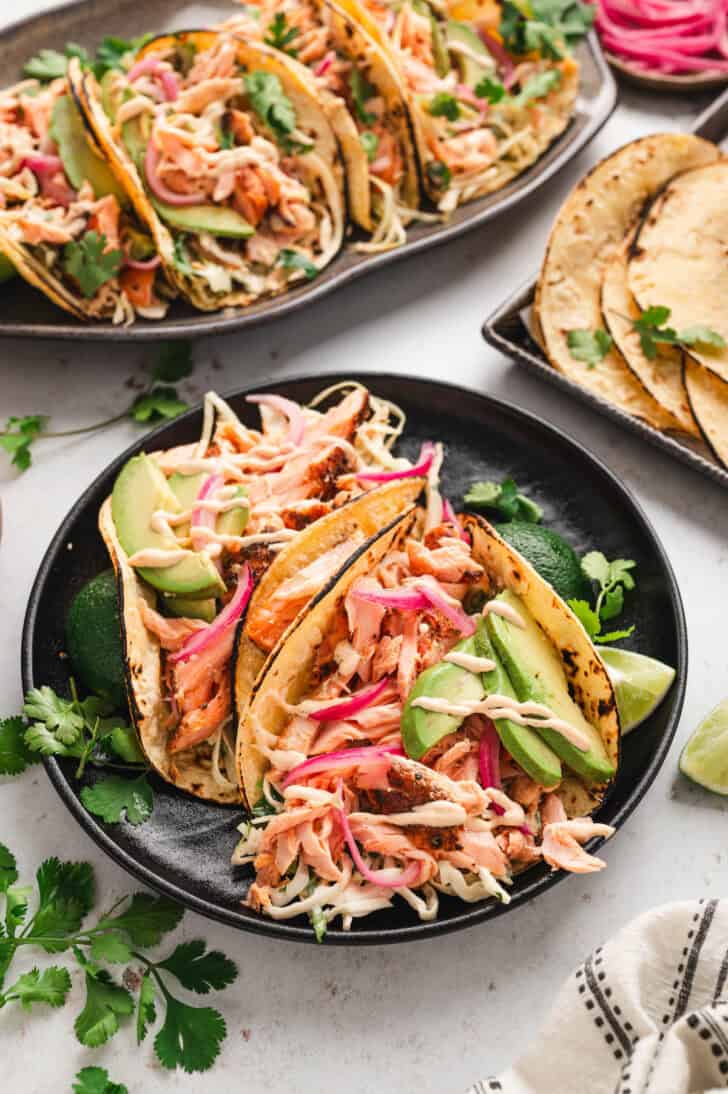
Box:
<box><xmin>264</xmin><ymin>12</ymin><xmax>300</xmax><ymax>56</ymax></box>
<box><xmin>568</xmin><ymin>551</ymin><xmax>637</xmax><ymax>643</ymax></box>
<box><xmin>1</xmin><ymin>342</ymin><xmax>194</xmax><ymax>472</ymax></box>
<box><xmin>632</xmin><ymin>306</ymin><xmax>725</xmax><ymax>360</ymax></box>
<box><xmin>428</xmin><ymin>92</ymin><xmax>460</xmax><ymax>121</ymax></box>
<box><xmin>0</xmin><ymin>845</ymin><xmax>237</xmax><ymax>1074</ymax></box>
<box><xmin>464</xmin><ymin>477</ymin><xmax>543</xmax><ymax>523</ymax></box>
<box><xmin>23</xmin><ymin>35</ymin><xmax>151</xmax><ymax>83</ymax></box>
<box><xmin>1</xmin><ymin>681</ymin><xmax>153</xmax><ymax>827</ymax></box>
<box><xmin>567</xmin><ymin>328</ymin><xmax>613</xmax><ymax>368</ymax></box>
<box><xmin>472</xmin><ymin>69</ymin><xmax>561</xmax><ymax>111</ymax></box>
<box><xmin>63</xmin><ymin>231</ymin><xmax>123</xmax><ymax>299</ymax></box>
<box><xmin>349</xmin><ymin>68</ymin><xmax>377</xmax><ymax>125</ymax></box>
<box><xmin>244</xmin><ymin>71</ymin><xmax>296</xmax><ymax>139</ymax></box>
<box><xmin>279</xmin><ymin>248</ymin><xmax>319</xmax><ymax>282</ymax></box>
<box><xmin>500</xmin><ymin>0</ymin><xmax>594</xmax><ymax>60</ymax></box>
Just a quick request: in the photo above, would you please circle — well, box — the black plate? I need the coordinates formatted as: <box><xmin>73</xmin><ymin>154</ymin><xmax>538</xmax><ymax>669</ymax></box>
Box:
<box><xmin>481</xmin><ymin>88</ymin><xmax>728</xmax><ymax>492</ymax></box>
<box><xmin>0</xmin><ymin>0</ymin><xmax>616</xmax><ymax>340</ymax></box>
<box><xmin>22</xmin><ymin>374</ymin><xmax>687</xmax><ymax>943</ymax></box>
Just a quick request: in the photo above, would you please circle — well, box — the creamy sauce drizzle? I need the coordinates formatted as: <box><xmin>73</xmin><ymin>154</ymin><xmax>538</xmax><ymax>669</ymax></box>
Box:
<box><xmin>482</xmin><ymin>600</ymin><xmax>525</xmax><ymax>627</ymax></box>
<box><xmin>127</xmin><ymin>546</ymin><xmax>193</xmax><ymax>567</ymax></box>
<box><xmin>189</xmin><ymin>527</ymin><xmax>297</xmax><ymax>549</ymax></box>
<box><xmin>444</xmin><ymin>650</ymin><xmax>497</xmax><ymax>674</ymax></box>
<box><xmin>355</xmin><ymin>801</ymin><xmax>467</xmax><ymax>827</ymax></box>
<box><xmin>411</xmin><ymin>693</ymin><xmax>591</xmax><ymax>752</ymax></box>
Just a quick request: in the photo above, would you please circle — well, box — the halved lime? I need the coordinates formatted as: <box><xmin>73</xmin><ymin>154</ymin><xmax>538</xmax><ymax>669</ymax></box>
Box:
<box><xmin>597</xmin><ymin>646</ymin><xmax>676</xmax><ymax>734</ymax></box>
<box><xmin>679</xmin><ymin>700</ymin><xmax>728</xmax><ymax>794</ymax></box>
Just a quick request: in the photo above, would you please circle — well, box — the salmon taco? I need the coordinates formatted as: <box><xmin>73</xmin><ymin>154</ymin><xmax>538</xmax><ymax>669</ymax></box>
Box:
<box><xmin>222</xmin><ymin>0</ymin><xmax>422</xmax><ymax>250</ymax></box>
<box><xmin>0</xmin><ymin>73</ymin><xmax>170</xmax><ymax>321</ymax></box>
<box><xmin>332</xmin><ymin>0</ymin><xmax>579</xmax><ymax>214</ymax></box>
<box><xmin>99</xmin><ymin>384</ymin><xmax>429</xmax><ymax>804</ymax></box>
<box><xmin>234</xmin><ymin>492</ymin><xmax>619</xmax><ymax>935</ymax></box>
<box><xmin>69</xmin><ymin>32</ymin><xmax>345</xmax><ymax>311</ymax></box>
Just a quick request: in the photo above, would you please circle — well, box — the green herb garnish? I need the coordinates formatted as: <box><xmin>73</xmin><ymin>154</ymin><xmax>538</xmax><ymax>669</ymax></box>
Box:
<box><xmin>474</xmin><ymin>75</ymin><xmax>506</xmax><ymax>103</ymax></box>
<box><xmin>511</xmin><ymin>68</ymin><xmax>562</xmax><ymax>106</ymax></box>
<box><xmin>567</xmin><ymin>328</ymin><xmax>613</xmax><ymax>368</ymax></box>
<box><xmin>568</xmin><ymin>551</ymin><xmax>636</xmax><ymax>643</ymax></box>
<box><xmin>464</xmin><ymin>477</ymin><xmax>543</xmax><ymax>523</ymax></box>
<box><xmin>349</xmin><ymin>68</ymin><xmax>377</xmax><ymax>125</ymax></box>
<box><xmin>428</xmin><ymin>92</ymin><xmax>460</xmax><ymax>121</ymax></box>
<box><xmin>73</xmin><ymin>1066</ymin><xmax>128</xmax><ymax>1094</ymax></box>
<box><xmin>426</xmin><ymin>160</ymin><xmax>452</xmax><ymax>190</ymax></box>
<box><xmin>264</xmin><ymin>12</ymin><xmax>300</xmax><ymax>56</ymax></box>
<box><xmin>632</xmin><ymin>306</ymin><xmax>726</xmax><ymax>360</ymax></box>
<box><xmin>244</xmin><ymin>71</ymin><xmax>296</xmax><ymax>140</ymax></box>
<box><xmin>279</xmin><ymin>248</ymin><xmax>319</xmax><ymax>281</ymax></box>
<box><xmin>500</xmin><ymin>0</ymin><xmax>593</xmax><ymax>60</ymax></box>
<box><xmin>63</xmin><ymin>231</ymin><xmax>123</xmax><ymax>299</ymax></box>
<box><xmin>23</xmin><ymin>44</ymin><xmax>89</xmax><ymax>81</ymax></box>
<box><xmin>359</xmin><ymin>131</ymin><xmax>379</xmax><ymax>162</ymax></box>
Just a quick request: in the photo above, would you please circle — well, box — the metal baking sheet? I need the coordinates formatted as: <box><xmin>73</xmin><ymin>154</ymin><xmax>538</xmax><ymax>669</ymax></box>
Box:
<box><xmin>481</xmin><ymin>87</ymin><xmax>728</xmax><ymax>491</ymax></box>
<box><xmin>0</xmin><ymin>0</ymin><xmax>616</xmax><ymax>340</ymax></box>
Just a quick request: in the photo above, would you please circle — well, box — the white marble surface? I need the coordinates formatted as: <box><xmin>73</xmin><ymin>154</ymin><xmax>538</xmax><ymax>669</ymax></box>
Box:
<box><xmin>2</xmin><ymin>5</ymin><xmax>728</xmax><ymax>1091</ymax></box>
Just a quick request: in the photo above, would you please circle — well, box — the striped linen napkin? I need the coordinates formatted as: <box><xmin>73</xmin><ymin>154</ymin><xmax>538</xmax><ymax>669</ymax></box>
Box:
<box><xmin>470</xmin><ymin>900</ymin><xmax>728</xmax><ymax>1094</ymax></box>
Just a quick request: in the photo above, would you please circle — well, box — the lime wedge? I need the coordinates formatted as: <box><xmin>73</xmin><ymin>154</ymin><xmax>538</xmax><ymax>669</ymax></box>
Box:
<box><xmin>597</xmin><ymin>646</ymin><xmax>676</xmax><ymax>734</ymax></box>
<box><xmin>679</xmin><ymin>700</ymin><xmax>728</xmax><ymax>794</ymax></box>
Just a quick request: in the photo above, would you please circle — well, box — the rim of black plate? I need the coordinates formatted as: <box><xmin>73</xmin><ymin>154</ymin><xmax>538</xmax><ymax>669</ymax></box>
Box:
<box><xmin>21</xmin><ymin>373</ymin><xmax>688</xmax><ymax>944</ymax></box>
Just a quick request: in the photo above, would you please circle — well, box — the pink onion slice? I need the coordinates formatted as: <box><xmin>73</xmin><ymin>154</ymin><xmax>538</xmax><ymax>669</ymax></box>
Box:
<box><xmin>144</xmin><ymin>140</ymin><xmax>207</xmax><ymax>206</ymax></box>
<box><xmin>418</xmin><ymin>582</ymin><xmax>476</xmax><ymax>636</ymax></box>
<box><xmin>314</xmin><ymin>50</ymin><xmax>336</xmax><ymax>77</ymax></box>
<box><xmin>478</xmin><ymin>717</ymin><xmax>501</xmax><ymax>792</ymax></box>
<box><xmin>356</xmin><ymin>441</ymin><xmax>435</xmax><ymax>483</ymax></box>
<box><xmin>22</xmin><ymin>154</ymin><xmax>76</xmax><ymax>206</ymax></box>
<box><xmin>282</xmin><ymin>744</ymin><xmax>404</xmax><ymax>789</ymax></box>
<box><xmin>191</xmin><ymin>472</ymin><xmax>224</xmax><ymax>553</ymax></box>
<box><xmin>168</xmin><ymin>563</ymin><xmax>253</xmax><ymax>664</ymax></box>
<box><xmin>123</xmin><ymin>252</ymin><xmax>161</xmax><ymax>271</ymax></box>
<box><xmin>127</xmin><ymin>56</ymin><xmax>180</xmax><ymax>100</ymax></box>
<box><xmin>442</xmin><ymin>497</ymin><xmax>469</xmax><ymax>542</ymax></box>
<box><xmin>246</xmin><ymin>393</ymin><xmax>306</xmax><ymax>446</ymax></box>
<box><xmin>351</xmin><ymin>585</ymin><xmax>428</xmax><ymax>612</ymax></box>
<box><xmin>478</xmin><ymin>29</ymin><xmax>515</xmax><ymax>82</ymax></box>
<box><xmin>304</xmin><ymin>677</ymin><xmax>392</xmax><ymax>722</ymax></box>
<box><xmin>336</xmin><ymin>803</ymin><xmax>422</xmax><ymax>889</ymax></box>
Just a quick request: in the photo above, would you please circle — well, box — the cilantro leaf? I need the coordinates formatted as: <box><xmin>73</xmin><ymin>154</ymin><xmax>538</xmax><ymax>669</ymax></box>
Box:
<box><xmin>0</xmin><ymin>939</ymin><xmax>13</xmax><ymax>991</ymax></box>
<box><xmin>595</xmin><ymin>625</ymin><xmax>635</xmax><ymax>642</ymax></box>
<box><xmin>1</xmin><ymin>966</ymin><xmax>71</xmax><ymax>1010</ymax></box>
<box><xmin>89</xmin><ymin>932</ymin><xmax>134</xmax><ymax>964</ymax></box>
<box><xmin>80</xmin><ymin>774</ymin><xmax>153</xmax><ymax>826</ymax></box>
<box><xmin>580</xmin><ymin>550</ymin><xmax>610</xmax><ymax>585</ymax></box>
<box><xmin>359</xmin><ymin>131</ymin><xmax>379</xmax><ymax>162</ymax></box>
<box><xmin>244</xmin><ymin>71</ymin><xmax>296</xmax><ymax>139</ymax></box>
<box><xmin>73</xmin><ymin>1066</ymin><xmax>128</xmax><ymax>1094</ymax></box>
<box><xmin>1</xmin><ymin>966</ymin><xmax>70</xmax><ymax>1010</ymax></box>
<box><xmin>512</xmin><ymin>69</ymin><xmax>562</xmax><ymax>106</ymax></box>
<box><xmin>152</xmin><ymin>341</ymin><xmax>194</xmax><ymax>383</ymax></box>
<box><xmin>23</xmin><ymin>686</ymin><xmax>84</xmax><ymax>745</ymax></box>
<box><xmin>0</xmin><ymin>843</ymin><xmax>18</xmax><ymax>895</ymax></box>
<box><xmin>5</xmin><ymin>885</ymin><xmax>31</xmax><ymax>937</ymax></box>
<box><xmin>474</xmin><ymin>75</ymin><xmax>506</xmax><ymax>103</ymax></box>
<box><xmin>567</xmin><ymin>598</ymin><xmax>601</xmax><ymax>639</ymax></box>
<box><xmin>426</xmin><ymin>160</ymin><xmax>452</xmax><ymax>190</ymax></box>
<box><xmin>154</xmin><ymin>996</ymin><xmax>226</xmax><ymax>1073</ymax></box>
<box><xmin>264</xmin><ymin>12</ymin><xmax>300</xmax><ymax>55</ymax></box>
<box><xmin>0</xmin><ymin>716</ymin><xmax>39</xmax><ymax>774</ymax></box>
<box><xmin>23</xmin><ymin>43</ymin><xmax>88</xmax><ymax>81</ymax></box>
<box><xmin>136</xmin><ymin>972</ymin><xmax>157</xmax><ymax>1043</ymax></box>
<box><xmin>75</xmin><ymin>967</ymin><xmax>134</xmax><ymax>1047</ymax></box>
<box><xmin>1</xmin><ymin>414</ymin><xmax>47</xmax><ymax>472</ymax></box>
<box><xmin>500</xmin><ymin>0</ymin><xmax>592</xmax><ymax>58</ymax></box>
<box><xmin>130</xmin><ymin>386</ymin><xmax>189</xmax><ymax>423</ymax></box>
<box><xmin>428</xmin><ymin>92</ymin><xmax>460</xmax><ymax>121</ymax></box>
<box><xmin>98</xmin><ymin>892</ymin><xmax>184</xmax><ymax>947</ymax></box>
<box><xmin>638</xmin><ymin>305</ymin><xmax>671</xmax><ymax>328</ymax></box>
<box><xmin>310</xmin><ymin>905</ymin><xmax>327</xmax><ymax>943</ymax></box>
<box><xmin>678</xmin><ymin>325</ymin><xmax>726</xmax><ymax>351</ymax></box>
<box><xmin>464</xmin><ymin>477</ymin><xmax>543</xmax><ymax>523</ymax></box>
<box><xmin>29</xmin><ymin>858</ymin><xmax>95</xmax><ymax>951</ymax></box>
<box><xmin>63</xmin><ymin>231</ymin><xmax>122</xmax><ymax>299</ymax></box>
<box><xmin>106</xmin><ymin>724</ymin><xmax>146</xmax><ymax>765</ymax></box>
<box><xmin>93</xmin><ymin>35</ymin><xmax>150</xmax><ymax>80</ymax></box>
<box><xmin>279</xmin><ymin>248</ymin><xmax>319</xmax><ymax>281</ymax></box>
<box><xmin>567</xmin><ymin>328</ymin><xmax>612</xmax><ymax>368</ymax></box>
<box><xmin>607</xmin><ymin>558</ymin><xmax>636</xmax><ymax>589</ymax></box>
<box><xmin>24</xmin><ymin>722</ymin><xmax>78</xmax><ymax>758</ymax></box>
<box><xmin>172</xmin><ymin>237</ymin><xmax>195</xmax><ymax>277</ymax></box>
<box><xmin>156</xmin><ymin>940</ymin><xmax>238</xmax><ymax>995</ymax></box>
<box><xmin>600</xmin><ymin>584</ymin><xmax>624</xmax><ymax>621</ymax></box>
<box><xmin>349</xmin><ymin>68</ymin><xmax>377</xmax><ymax>125</ymax></box>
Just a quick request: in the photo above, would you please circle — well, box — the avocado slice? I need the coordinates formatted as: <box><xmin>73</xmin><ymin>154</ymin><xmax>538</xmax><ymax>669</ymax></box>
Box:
<box><xmin>447</xmin><ymin>20</ymin><xmax>494</xmax><ymax>86</ymax></box>
<box><xmin>167</xmin><ymin>475</ymin><xmax>248</xmax><ymax>538</ymax></box>
<box><xmin>50</xmin><ymin>95</ymin><xmax>128</xmax><ymax>206</ymax></box>
<box><xmin>413</xmin><ymin>0</ymin><xmax>451</xmax><ymax>77</ymax></box>
<box><xmin>121</xmin><ymin>114</ymin><xmax>149</xmax><ymax>172</ymax></box>
<box><xmin>401</xmin><ymin>635</ymin><xmax>485</xmax><ymax>760</ymax></box>
<box><xmin>111</xmin><ymin>453</ymin><xmax>225</xmax><ymax>597</ymax></box>
<box><xmin>164</xmin><ymin>594</ymin><xmax>217</xmax><ymax>623</ymax></box>
<box><xmin>0</xmin><ymin>253</ymin><xmax>15</xmax><ymax>284</ymax></box>
<box><xmin>486</xmin><ymin>591</ymin><xmax>616</xmax><ymax>784</ymax></box>
<box><xmin>474</xmin><ymin>620</ymin><xmax>562</xmax><ymax>787</ymax></box>
<box><xmin>217</xmin><ymin>485</ymin><xmax>249</xmax><ymax>537</ymax></box>
<box><xmin>150</xmin><ymin>199</ymin><xmax>254</xmax><ymax>239</ymax></box>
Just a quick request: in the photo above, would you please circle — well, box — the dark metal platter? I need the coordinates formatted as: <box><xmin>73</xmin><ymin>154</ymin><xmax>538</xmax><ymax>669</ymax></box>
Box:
<box><xmin>482</xmin><ymin>88</ymin><xmax>728</xmax><ymax>492</ymax></box>
<box><xmin>23</xmin><ymin>373</ymin><xmax>687</xmax><ymax>944</ymax></box>
<box><xmin>0</xmin><ymin>0</ymin><xmax>616</xmax><ymax>340</ymax></box>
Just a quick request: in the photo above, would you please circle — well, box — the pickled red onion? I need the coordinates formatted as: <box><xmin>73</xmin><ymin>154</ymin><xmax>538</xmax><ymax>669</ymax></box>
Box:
<box><xmin>595</xmin><ymin>0</ymin><xmax>728</xmax><ymax>74</ymax></box>
<box><xmin>336</xmin><ymin>804</ymin><xmax>423</xmax><ymax>889</ymax></box>
<box><xmin>351</xmin><ymin>579</ymin><xmax>477</xmax><ymax>634</ymax></box>
<box><xmin>191</xmin><ymin>473</ymin><xmax>224</xmax><ymax>553</ymax></box>
<box><xmin>144</xmin><ymin>140</ymin><xmax>207</xmax><ymax>206</ymax></box>
<box><xmin>21</xmin><ymin>154</ymin><xmax>76</xmax><ymax>206</ymax></box>
<box><xmin>168</xmin><ymin>564</ymin><xmax>253</xmax><ymax>663</ymax></box>
<box><xmin>314</xmin><ymin>51</ymin><xmax>336</xmax><ymax>77</ymax></box>
<box><xmin>302</xmin><ymin>677</ymin><xmax>392</xmax><ymax>722</ymax></box>
<box><xmin>123</xmin><ymin>253</ymin><xmax>161</xmax><ymax>271</ymax></box>
<box><xmin>127</xmin><ymin>56</ymin><xmax>180</xmax><ymax>100</ymax></box>
<box><xmin>419</xmin><ymin>582</ymin><xmax>477</xmax><ymax>636</ymax></box>
<box><xmin>478</xmin><ymin>718</ymin><xmax>501</xmax><ymax>792</ymax></box>
<box><xmin>442</xmin><ymin>497</ymin><xmax>469</xmax><ymax>542</ymax></box>
<box><xmin>282</xmin><ymin>744</ymin><xmax>404</xmax><ymax>788</ymax></box>
<box><xmin>356</xmin><ymin>441</ymin><xmax>435</xmax><ymax>483</ymax></box>
<box><xmin>246</xmin><ymin>393</ymin><xmax>306</xmax><ymax>445</ymax></box>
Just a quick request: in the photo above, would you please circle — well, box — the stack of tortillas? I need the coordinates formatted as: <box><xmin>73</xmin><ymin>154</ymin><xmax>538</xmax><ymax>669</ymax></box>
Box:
<box><xmin>535</xmin><ymin>133</ymin><xmax>728</xmax><ymax>468</ymax></box>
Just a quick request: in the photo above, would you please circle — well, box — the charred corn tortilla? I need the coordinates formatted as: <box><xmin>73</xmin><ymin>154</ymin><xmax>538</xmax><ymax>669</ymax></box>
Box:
<box><xmin>69</xmin><ymin>35</ymin><xmax>345</xmax><ymax>312</ymax></box>
<box><xmin>684</xmin><ymin>355</ymin><xmax>728</xmax><ymax>469</ymax></box>
<box><xmin>536</xmin><ymin>133</ymin><xmax>719</xmax><ymax>427</ymax></box>
<box><xmin>601</xmin><ymin>232</ymin><xmax>698</xmax><ymax>438</ymax></box>
<box><xmin>628</xmin><ymin>160</ymin><xmax>728</xmax><ymax>389</ymax></box>
<box><xmin>239</xmin><ymin>509</ymin><xmax>619</xmax><ymax>817</ymax></box>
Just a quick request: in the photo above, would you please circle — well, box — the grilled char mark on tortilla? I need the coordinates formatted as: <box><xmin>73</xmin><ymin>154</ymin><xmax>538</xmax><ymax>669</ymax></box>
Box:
<box><xmin>535</xmin><ymin>133</ymin><xmax>719</xmax><ymax>428</ymax></box>
<box><xmin>684</xmin><ymin>355</ymin><xmax>728</xmax><ymax>469</ymax></box>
